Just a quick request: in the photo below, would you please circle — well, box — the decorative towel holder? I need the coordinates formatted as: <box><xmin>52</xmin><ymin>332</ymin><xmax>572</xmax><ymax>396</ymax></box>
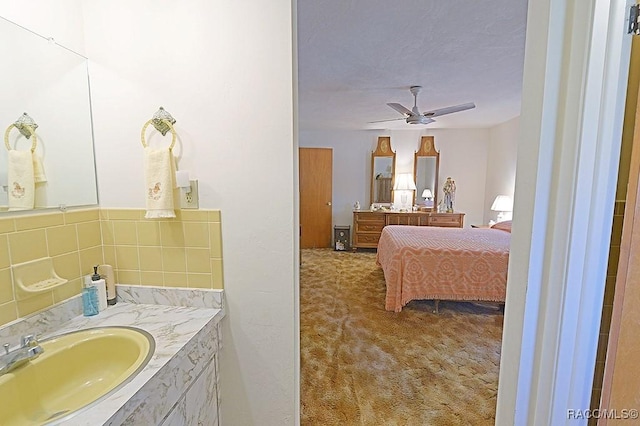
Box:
<box><xmin>141</xmin><ymin>106</ymin><xmax>177</xmax><ymax>150</ymax></box>
<box><xmin>4</xmin><ymin>112</ymin><xmax>38</xmax><ymax>152</ymax></box>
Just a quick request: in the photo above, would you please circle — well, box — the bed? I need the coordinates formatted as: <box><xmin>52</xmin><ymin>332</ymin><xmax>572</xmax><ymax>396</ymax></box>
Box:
<box><xmin>376</xmin><ymin>221</ymin><xmax>511</xmax><ymax>312</ymax></box>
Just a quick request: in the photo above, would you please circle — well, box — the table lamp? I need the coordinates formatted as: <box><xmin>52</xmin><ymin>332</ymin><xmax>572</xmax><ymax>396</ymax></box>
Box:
<box><xmin>421</xmin><ymin>189</ymin><xmax>433</xmax><ymax>206</ymax></box>
<box><xmin>491</xmin><ymin>195</ymin><xmax>513</xmax><ymax>222</ymax></box>
<box><xmin>393</xmin><ymin>173</ymin><xmax>417</xmax><ymax>211</ymax></box>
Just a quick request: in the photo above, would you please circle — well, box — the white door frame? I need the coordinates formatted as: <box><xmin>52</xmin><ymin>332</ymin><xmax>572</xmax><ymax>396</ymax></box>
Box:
<box><xmin>496</xmin><ymin>0</ymin><xmax>633</xmax><ymax>425</ymax></box>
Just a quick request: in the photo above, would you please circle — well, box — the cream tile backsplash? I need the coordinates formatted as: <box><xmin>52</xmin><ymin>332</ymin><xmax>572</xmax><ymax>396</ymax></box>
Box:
<box><xmin>0</xmin><ymin>208</ymin><xmax>224</xmax><ymax>327</ymax></box>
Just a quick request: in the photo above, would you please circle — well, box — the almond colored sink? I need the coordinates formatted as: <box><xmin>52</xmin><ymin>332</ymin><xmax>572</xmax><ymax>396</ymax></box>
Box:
<box><xmin>0</xmin><ymin>326</ymin><xmax>155</xmax><ymax>425</ymax></box>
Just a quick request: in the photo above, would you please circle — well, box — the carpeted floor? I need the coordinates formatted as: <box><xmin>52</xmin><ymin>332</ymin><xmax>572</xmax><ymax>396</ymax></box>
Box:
<box><xmin>300</xmin><ymin>248</ymin><xmax>504</xmax><ymax>426</ymax></box>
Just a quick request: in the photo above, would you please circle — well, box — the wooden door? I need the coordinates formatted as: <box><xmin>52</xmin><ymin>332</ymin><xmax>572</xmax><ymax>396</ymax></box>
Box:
<box><xmin>299</xmin><ymin>148</ymin><xmax>332</xmax><ymax>248</ymax></box>
<box><xmin>599</xmin><ymin>65</ymin><xmax>640</xmax><ymax>424</ymax></box>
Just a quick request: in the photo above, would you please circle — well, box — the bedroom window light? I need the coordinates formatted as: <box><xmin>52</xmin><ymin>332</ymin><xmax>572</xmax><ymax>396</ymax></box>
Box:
<box><xmin>393</xmin><ymin>173</ymin><xmax>416</xmax><ymax>211</ymax></box>
<box><xmin>491</xmin><ymin>195</ymin><xmax>513</xmax><ymax>222</ymax></box>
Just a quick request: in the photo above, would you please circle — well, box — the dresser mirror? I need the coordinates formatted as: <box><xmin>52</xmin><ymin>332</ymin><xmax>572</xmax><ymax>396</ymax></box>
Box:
<box><xmin>413</xmin><ymin>136</ymin><xmax>439</xmax><ymax>209</ymax></box>
<box><xmin>370</xmin><ymin>136</ymin><xmax>396</xmax><ymax>205</ymax></box>
<box><xmin>0</xmin><ymin>16</ymin><xmax>98</xmax><ymax>213</ymax></box>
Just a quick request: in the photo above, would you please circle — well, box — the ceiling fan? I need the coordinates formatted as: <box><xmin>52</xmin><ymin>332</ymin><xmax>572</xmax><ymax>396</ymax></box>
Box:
<box><xmin>371</xmin><ymin>86</ymin><xmax>476</xmax><ymax>125</ymax></box>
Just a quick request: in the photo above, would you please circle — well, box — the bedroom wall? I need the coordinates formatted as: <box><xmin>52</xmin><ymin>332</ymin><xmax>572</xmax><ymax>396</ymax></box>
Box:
<box><xmin>299</xmin><ymin>129</ymin><xmax>379</xmax><ymax>228</ymax></box>
<box><xmin>484</xmin><ymin>116</ymin><xmax>520</xmax><ymax>224</ymax></box>
<box><xmin>300</xmin><ymin>127</ymin><xmax>491</xmax><ymax>229</ymax></box>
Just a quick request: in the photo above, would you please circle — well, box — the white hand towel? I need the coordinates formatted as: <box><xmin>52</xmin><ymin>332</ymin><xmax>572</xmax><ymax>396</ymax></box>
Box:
<box><xmin>33</xmin><ymin>154</ymin><xmax>46</xmax><ymax>183</ymax></box>
<box><xmin>144</xmin><ymin>147</ymin><xmax>177</xmax><ymax>219</ymax></box>
<box><xmin>7</xmin><ymin>150</ymin><xmax>35</xmax><ymax>211</ymax></box>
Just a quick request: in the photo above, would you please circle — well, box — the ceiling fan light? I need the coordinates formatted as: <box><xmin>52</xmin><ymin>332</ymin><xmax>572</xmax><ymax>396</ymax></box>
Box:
<box><xmin>382</xmin><ymin>87</ymin><xmax>475</xmax><ymax>126</ymax></box>
<box><xmin>406</xmin><ymin>115</ymin><xmax>431</xmax><ymax>125</ymax></box>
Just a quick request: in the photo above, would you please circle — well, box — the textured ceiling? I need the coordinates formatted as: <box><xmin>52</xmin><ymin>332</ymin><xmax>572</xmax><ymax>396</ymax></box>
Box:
<box><xmin>297</xmin><ymin>0</ymin><xmax>528</xmax><ymax>130</ymax></box>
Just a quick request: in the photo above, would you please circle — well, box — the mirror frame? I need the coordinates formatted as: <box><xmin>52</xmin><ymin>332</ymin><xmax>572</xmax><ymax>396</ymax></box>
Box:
<box><xmin>413</xmin><ymin>136</ymin><xmax>440</xmax><ymax>209</ymax></box>
<box><xmin>370</xmin><ymin>136</ymin><xmax>396</xmax><ymax>205</ymax></box>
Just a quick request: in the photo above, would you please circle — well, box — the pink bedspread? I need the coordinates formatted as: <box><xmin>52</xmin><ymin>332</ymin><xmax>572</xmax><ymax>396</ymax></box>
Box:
<box><xmin>376</xmin><ymin>225</ymin><xmax>510</xmax><ymax>312</ymax></box>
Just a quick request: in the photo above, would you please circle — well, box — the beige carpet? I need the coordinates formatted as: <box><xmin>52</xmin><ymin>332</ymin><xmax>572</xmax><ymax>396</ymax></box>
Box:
<box><xmin>300</xmin><ymin>249</ymin><xmax>504</xmax><ymax>426</ymax></box>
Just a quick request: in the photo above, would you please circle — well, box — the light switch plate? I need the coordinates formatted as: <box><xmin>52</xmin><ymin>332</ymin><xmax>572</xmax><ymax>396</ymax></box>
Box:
<box><xmin>180</xmin><ymin>180</ymin><xmax>199</xmax><ymax>209</ymax></box>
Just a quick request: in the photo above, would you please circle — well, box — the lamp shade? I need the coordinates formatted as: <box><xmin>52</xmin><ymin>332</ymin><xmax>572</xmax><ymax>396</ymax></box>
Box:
<box><xmin>421</xmin><ymin>189</ymin><xmax>433</xmax><ymax>198</ymax></box>
<box><xmin>491</xmin><ymin>195</ymin><xmax>513</xmax><ymax>212</ymax></box>
<box><xmin>393</xmin><ymin>173</ymin><xmax>417</xmax><ymax>191</ymax></box>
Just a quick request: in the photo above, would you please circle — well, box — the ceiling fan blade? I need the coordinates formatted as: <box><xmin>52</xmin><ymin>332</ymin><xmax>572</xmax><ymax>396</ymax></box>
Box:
<box><xmin>387</xmin><ymin>103</ymin><xmax>413</xmax><ymax>116</ymax></box>
<box><xmin>423</xmin><ymin>102</ymin><xmax>476</xmax><ymax>118</ymax></box>
<box><xmin>368</xmin><ymin>117</ymin><xmax>407</xmax><ymax>124</ymax></box>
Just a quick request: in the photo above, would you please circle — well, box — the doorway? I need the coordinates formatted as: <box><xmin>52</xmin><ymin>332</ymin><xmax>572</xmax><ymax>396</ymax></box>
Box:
<box><xmin>299</xmin><ymin>147</ymin><xmax>333</xmax><ymax>248</ymax></box>
<box><xmin>597</xmin><ymin>38</ymin><xmax>640</xmax><ymax>420</ymax></box>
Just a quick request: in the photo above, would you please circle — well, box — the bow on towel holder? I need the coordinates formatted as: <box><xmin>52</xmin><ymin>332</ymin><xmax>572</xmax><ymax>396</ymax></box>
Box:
<box><xmin>140</xmin><ymin>106</ymin><xmax>177</xmax><ymax>150</ymax></box>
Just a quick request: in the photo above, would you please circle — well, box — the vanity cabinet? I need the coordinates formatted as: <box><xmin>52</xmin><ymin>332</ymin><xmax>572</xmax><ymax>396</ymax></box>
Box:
<box><xmin>352</xmin><ymin>211</ymin><xmax>465</xmax><ymax>249</ymax></box>
<box><xmin>161</xmin><ymin>355</ymin><xmax>219</xmax><ymax>426</ymax></box>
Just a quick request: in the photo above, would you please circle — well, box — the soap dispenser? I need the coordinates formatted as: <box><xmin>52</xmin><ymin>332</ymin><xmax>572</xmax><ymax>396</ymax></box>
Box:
<box><xmin>82</xmin><ymin>286</ymin><xmax>99</xmax><ymax>317</ymax></box>
<box><xmin>91</xmin><ymin>265</ymin><xmax>108</xmax><ymax>311</ymax></box>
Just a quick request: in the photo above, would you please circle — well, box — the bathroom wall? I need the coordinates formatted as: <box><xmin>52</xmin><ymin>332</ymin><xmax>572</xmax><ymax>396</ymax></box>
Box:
<box><xmin>80</xmin><ymin>2</ymin><xmax>296</xmax><ymax>425</ymax></box>
<box><xmin>0</xmin><ymin>0</ymin><xmax>86</xmax><ymax>55</ymax></box>
<box><xmin>100</xmin><ymin>209</ymin><xmax>223</xmax><ymax>290</ymax></box>
<box><xmin>0</xmin><ymin>207</ymin><xmax>225</xmax><ymax>328</ymax></box>
<box><xmin>5</xmin><ymin>1</ymin><xmax>297</xmax><ymax>423</ymax></box>
<box><xmin>0</xmin><ymin>208</ymin><xmax>102</xmax><ymax>326</ymax></box>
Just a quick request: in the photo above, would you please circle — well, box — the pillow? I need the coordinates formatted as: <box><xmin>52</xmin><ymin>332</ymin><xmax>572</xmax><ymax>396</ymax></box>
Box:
<box><xmin>491</xmin><ymin>220</ymin><xmax>512</xmax><ymax>233</ymax></box>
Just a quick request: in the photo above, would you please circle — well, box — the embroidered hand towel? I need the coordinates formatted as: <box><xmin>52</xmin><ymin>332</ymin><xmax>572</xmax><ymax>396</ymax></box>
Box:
<box><xmin>7</xmin><ymin>150</ymin><xmax>35</xmax><ymax>211</ymax></box>
<box><xmin>144</xmin><ymin>146</ymin><xmax>176</xmax><ymax>219</ymax></box>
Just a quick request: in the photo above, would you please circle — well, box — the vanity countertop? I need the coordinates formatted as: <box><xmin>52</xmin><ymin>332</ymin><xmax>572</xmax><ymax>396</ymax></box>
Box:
<box><xmin>52</xmin><ymin>302</ymin><xmax>223</xmax><ymax>425</ymax></box>
<box><xmin>0</xmin><ymin>285</ymin><xmax>225</xmax><ymax>426</ymax></box>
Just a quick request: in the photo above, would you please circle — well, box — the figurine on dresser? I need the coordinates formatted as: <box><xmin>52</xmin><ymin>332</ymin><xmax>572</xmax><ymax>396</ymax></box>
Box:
<box><xmin>443</xmin><ymin>177</ymin><xmax>456</xmax><ymax>213</ymax></box>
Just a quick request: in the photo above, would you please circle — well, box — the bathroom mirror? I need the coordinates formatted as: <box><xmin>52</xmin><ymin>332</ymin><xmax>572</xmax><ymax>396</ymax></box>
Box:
<box><xmin>413</xmin><ymin>136</ymin><xmax>439</xmax><ymax>209</ymax></box>
<box><xmin>0</xmin><ymin>16</ymin><xmax>98</xmax><ymax>212</ymax></box>
<box><xmin>370</xmin><ymin>136</ymin><xmax>396</xmax><ymax>205</ymax></box>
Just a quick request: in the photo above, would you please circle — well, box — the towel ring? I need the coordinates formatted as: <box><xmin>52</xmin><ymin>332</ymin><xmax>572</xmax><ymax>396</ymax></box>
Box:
<box><xmin>141</xmin><ymin>119</ymin><xmax>176</xmax><ymax>150</ymax></box>
<box><xmin>4</xmin><ymin>124</ymin><xmax>37</xmax><ymax>153</ymax></box>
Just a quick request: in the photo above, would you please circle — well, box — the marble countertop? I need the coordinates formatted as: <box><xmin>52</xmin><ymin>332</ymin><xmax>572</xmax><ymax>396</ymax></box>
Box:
<box><xmin>51</xmin><ymin>302</ymin><xmax>223</xmax><ymax>425</ymax></box>
<box><xmin>0</xmin><ymin>285</ymin><xmax>224</xmax><ymax>426</ymax></box>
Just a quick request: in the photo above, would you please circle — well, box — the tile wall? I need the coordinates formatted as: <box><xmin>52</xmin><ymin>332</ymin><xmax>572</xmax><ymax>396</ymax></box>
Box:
<box><xmin>0</xmin><ymin>208</ymin><xmax>224</xmax><ymax>328</ymax></box>
<box><xmin>0</xmin><ymin>209</ymin><xmax>102</xmax><ymax>326</ymax></box>
<box><xmin>100</xmin><ymin>209</ymin><xmax>224</xmax><ymax>290</ymax></box>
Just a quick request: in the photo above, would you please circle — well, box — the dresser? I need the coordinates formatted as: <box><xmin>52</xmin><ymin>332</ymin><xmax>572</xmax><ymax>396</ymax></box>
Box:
<box><xmin>352</xmin><ymin>211</ymin><xmax>465</xmax><ymax>249</ymax></box>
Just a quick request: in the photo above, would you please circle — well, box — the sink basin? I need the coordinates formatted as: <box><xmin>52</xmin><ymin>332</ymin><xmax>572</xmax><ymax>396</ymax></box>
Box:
<box><xmin>0</xmin><ymin>326</ymin><xmax>155</xmax><ymax>425</ymax></box>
